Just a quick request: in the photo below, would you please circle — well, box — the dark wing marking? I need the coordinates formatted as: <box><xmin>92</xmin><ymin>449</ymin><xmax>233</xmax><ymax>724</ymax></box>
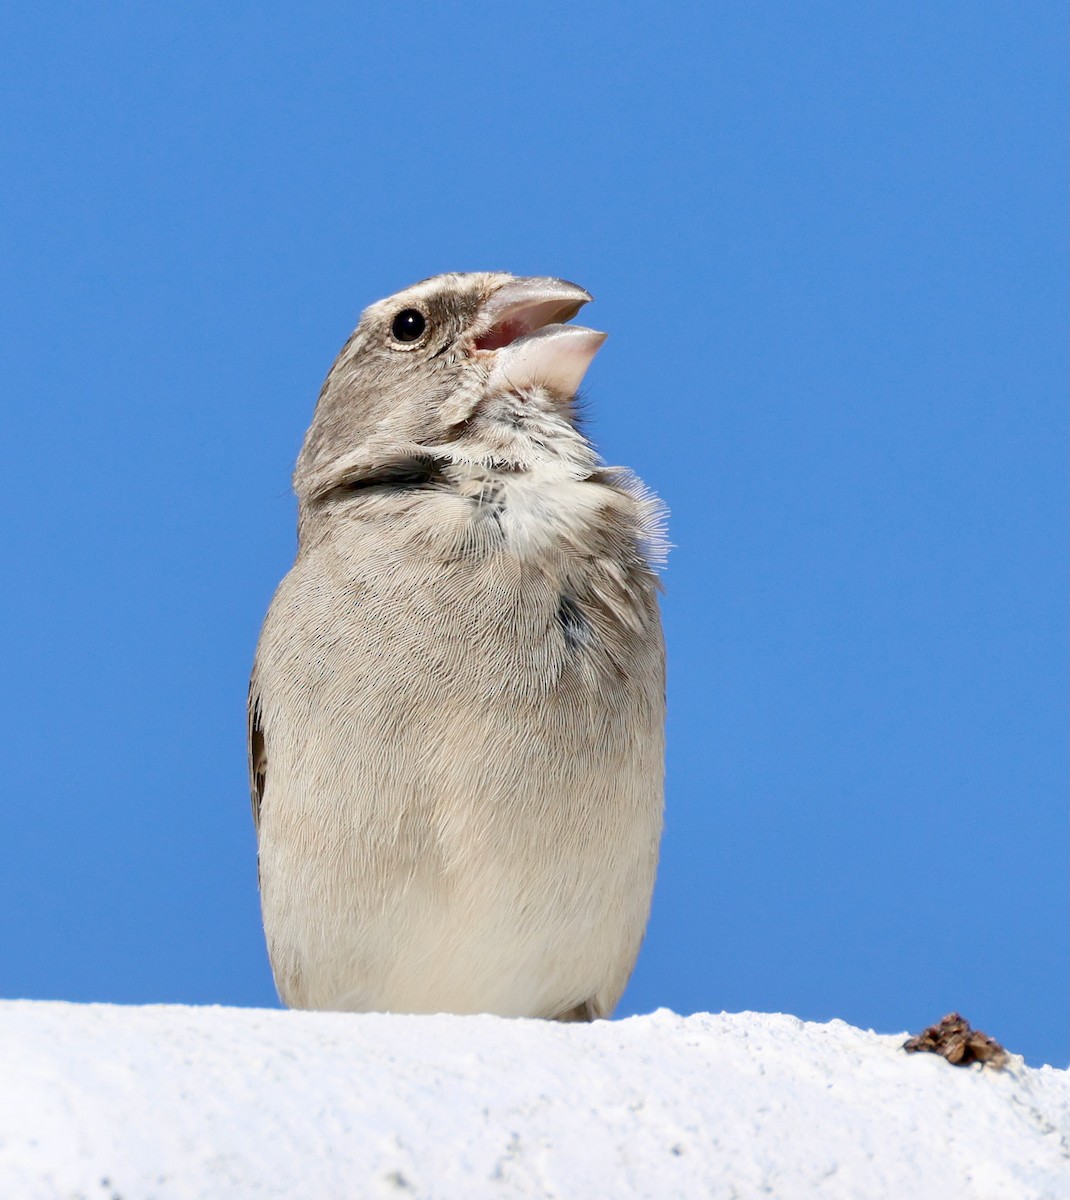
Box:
<box><xmin>248</xmin><ymin>687</ymin><xmax>266</xmax><ymax>835</ymax></box>
<box><xmin>556</xmin><ymin>594</ymin><xmax>592</xmax><ymax>653</ymax></box>
<box><xmin>308</xmin><ymin>454</ymin><xmax>450</xmax><ymax>508</ymax></box>
<box><xmin>334</xmin><ymin>456</ymin><xmax>446</xmax><ymax>498</ymax></box>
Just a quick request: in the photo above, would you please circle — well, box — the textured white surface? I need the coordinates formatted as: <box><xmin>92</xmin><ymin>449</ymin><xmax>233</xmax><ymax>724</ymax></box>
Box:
<box><xmin>0</xmin><ymin>1001</ymin><xmax>1066</xmax><ymax>1199</ymax></box>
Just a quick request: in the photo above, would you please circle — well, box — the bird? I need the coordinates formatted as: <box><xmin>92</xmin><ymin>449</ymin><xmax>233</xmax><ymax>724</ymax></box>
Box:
<box><xmin>249</xmin><ymin>272</ymin><xmax>666</xmax><ymax>1021</ymax></box>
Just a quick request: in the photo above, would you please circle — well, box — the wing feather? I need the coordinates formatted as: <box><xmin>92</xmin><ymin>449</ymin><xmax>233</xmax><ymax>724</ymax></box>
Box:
<box><xmin>248</xmin><ymin>683</ymin><xmax>266</xmax><ymax>836</ymax></box>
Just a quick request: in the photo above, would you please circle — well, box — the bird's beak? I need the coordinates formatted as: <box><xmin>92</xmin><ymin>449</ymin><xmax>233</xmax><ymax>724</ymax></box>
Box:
<box><xmin>473</xmin><ymin>277</ymin><xmax>606</xmax><ymax>398</ymax></box>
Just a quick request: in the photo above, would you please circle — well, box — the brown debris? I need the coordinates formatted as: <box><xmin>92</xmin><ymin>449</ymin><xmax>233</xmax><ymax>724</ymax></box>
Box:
<box><xmin>903</xmin><ymin>1012</ymin><xmax>1009</xmax><ymax>1069</ymax></box>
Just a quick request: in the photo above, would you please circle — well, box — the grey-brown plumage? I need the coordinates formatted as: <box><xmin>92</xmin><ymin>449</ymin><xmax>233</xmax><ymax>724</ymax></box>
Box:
<box><xmin>249</xmin><ymin>272</ymin><xmax>666</xmax><ymax>1020</ymax></box>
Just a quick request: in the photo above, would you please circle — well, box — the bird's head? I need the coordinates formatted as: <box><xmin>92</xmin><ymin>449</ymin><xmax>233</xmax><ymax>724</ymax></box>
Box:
<box><xmin>294</xmin><ymin>272</ymin><xmax>606</xmax><ymax>509</ymax></box>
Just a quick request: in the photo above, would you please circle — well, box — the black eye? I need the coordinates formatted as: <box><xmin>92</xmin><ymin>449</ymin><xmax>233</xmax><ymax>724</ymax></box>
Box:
<box><xmin>391</xmin><ymin>308</ymin><xmax>427</xmax><ymax>343</ymax></box>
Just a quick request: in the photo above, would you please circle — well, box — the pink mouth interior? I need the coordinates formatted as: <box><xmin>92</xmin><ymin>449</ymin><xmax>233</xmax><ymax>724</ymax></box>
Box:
<box><xmin>473</xmin><ymin>300</ymin><xmax>583</xmax><ymax>353</ymax></box>
<box><xmin>474</xmin><ymin>319</ymin><xmax>529</xmax><ymax>352</ymax></box>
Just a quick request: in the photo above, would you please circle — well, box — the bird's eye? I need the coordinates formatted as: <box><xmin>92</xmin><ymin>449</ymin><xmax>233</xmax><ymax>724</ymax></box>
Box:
<box><xmin>391</xmin><ymin>308</ymin><xmax>427</xmax><ymax>343</ymax></box>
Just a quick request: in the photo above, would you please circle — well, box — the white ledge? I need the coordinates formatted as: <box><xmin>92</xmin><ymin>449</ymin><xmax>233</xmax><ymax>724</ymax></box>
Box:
<box><xmin>0</xmin><ymin>1001</ymin><xmax>1066</xmax><ymax>1199</ymax></box>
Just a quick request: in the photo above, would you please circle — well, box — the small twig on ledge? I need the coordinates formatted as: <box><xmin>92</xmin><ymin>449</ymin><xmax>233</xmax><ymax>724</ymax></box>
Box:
<box><xmin>903</xmin><ymin>1012</ymin><xmax>1009</xmax><ymax>1069</ymax></box>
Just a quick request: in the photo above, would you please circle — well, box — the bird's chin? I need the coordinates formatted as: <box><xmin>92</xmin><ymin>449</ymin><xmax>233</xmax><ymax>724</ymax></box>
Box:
<box><xmin>471</xmin><ymin>276</ymin><xmax>606</xmax><ymax>398</ymax></box>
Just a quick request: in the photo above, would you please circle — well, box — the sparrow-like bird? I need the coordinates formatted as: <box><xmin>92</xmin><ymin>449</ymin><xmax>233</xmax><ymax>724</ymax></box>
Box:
<box><xmin>249</xmin><ymin>272</ymin><xmax>665</xmax><ymax>1021</ymax></box>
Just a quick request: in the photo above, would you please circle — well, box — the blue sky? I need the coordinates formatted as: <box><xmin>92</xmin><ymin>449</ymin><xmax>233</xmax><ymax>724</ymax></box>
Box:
<box><xmin>1</xmin><ymin>4</ymin><xmax>1065</xmax><ymax>1066</ymax></box>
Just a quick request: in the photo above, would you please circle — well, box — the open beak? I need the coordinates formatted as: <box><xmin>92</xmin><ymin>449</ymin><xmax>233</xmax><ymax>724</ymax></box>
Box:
<box><xmin>473</xmin><ymin>277</ymin><xmax>606</xmax><ymax>398</ymax></box>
